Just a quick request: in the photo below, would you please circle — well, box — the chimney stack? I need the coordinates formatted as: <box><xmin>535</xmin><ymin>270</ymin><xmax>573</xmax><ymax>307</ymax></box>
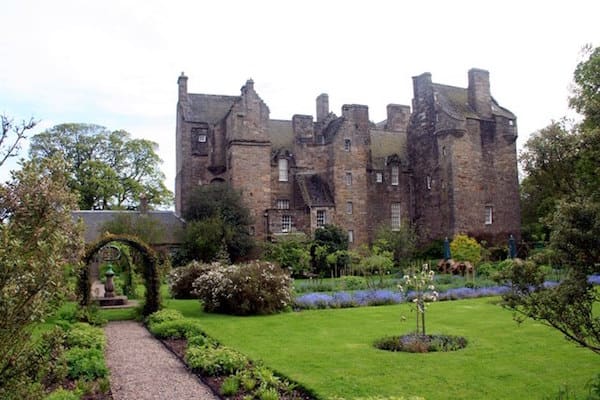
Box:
<box><xmin>468</xmin><ymin>68</ymin><xmax>492</xmax><ymax>118</ymax></box>
<box><xmin>316</xmin><ymin>93</ymin><xmax>329</xmax><ymax>122</ymax></box>
<box><xmin>177</xmin><ymin>72</ymin><xmax>188</xmax><ymax>102</ymax></box>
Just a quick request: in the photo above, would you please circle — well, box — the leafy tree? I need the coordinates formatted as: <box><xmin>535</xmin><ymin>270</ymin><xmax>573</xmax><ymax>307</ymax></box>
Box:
<box><xmin>29</xmin><ymin>123</ymin><xmax>172</xmax><ymax>210</ymax></box>
<box><xmin>181</xmin><ymin>184</ymin><xmax>254</xmax><ymax>262</ymax></box>
<box><xmin>374</xmin><ymin>224</ymin><xmax>417</xmax><ymax>265</ymax></box>
<box><xmin>0</xmin><ymin>115</ymin><xmax>36</xmax><ymax>168</ymax></box>
<box><xmin>502</xmin><ymin>45</ymin><xmax>600</xmax><ymax>355</ymax></box>
<box><xmin>262</xmin><ymin>235</ymin><xmax>311</xmax><ymax>277</ymax></box>
<box><xmin>311</xmin><ymin>224</ymin><xmax>349</xmax><ymax>277</ymax></box>
<box><xmin>0</xmin><ymin>156</ymin><xmax>84</xmax><ymax>391</ymax></box>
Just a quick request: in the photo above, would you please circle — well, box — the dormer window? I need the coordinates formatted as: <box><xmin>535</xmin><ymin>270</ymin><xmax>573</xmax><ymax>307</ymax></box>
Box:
<box><xmin>278</xmin><ymin>158</ymin><xmax>288</xmax><ymax>182</ymax></box>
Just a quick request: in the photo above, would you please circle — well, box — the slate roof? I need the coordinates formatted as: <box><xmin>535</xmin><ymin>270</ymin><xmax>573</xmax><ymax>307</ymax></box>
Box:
<box><xmin>370</xmin><ymin>129</ymin><xmax>408</xmax><ymax>169</ymax></box>
<box><xmin>183</xmin><ymin>94</ymin><xmax>239</xmax><ymax>123</ymax></box>
<box><xmin>432</xmin><ymin>84</ymin><xmax>516</xmax><ymax>120</ymax></box>
<box><xmin>268</xmin><ymin>119</ymin><xmax>294</xmax><ymax>151</ymax></box>
<box><xmin>72</xmin><ymin>210</ymin><xmax>185</xmax><ymax>245</ymax></box>
<box><xmin>295</xmin><ymin>174</ymin><xmax>334</xmax><ymax>207</ymax></box>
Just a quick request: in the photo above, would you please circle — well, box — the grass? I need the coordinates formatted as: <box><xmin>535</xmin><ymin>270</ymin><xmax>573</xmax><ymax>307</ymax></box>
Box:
<box><xmin>165</xmin><ymin>297</ymin><xmax>598</xmax><ymax>400</ymax></box>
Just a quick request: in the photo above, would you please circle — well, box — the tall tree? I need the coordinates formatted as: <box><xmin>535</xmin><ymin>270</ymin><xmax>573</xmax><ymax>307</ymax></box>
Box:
<box><xmin>29</xmin><ymin>123</ymin><xmax>172</xmax><ymax>210</ymax></box>
<box><xmin>0</xmin><ymin>156</ymin><xmax>84</xmax><ymax>390</ymax></box>
<box><xmin>503</xmin><ymin>45</ymin><xmax>600</xmax><ymax>355</ymax></box>
<box><xmin>181</xmin><ymin>184</ymin><xmax>254</xmax><ymax>263</ymax></box>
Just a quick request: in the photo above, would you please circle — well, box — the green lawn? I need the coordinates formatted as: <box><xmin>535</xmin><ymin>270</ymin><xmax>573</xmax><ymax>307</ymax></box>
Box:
<box><xmin>166</xmin><ymin>297</ymin><xmax>598</xmax><ymax>400</ymax></box>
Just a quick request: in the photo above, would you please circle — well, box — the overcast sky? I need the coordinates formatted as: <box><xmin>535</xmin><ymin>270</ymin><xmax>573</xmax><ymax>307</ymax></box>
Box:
<box><xmin>1</xmin><ymin>0</ymin><xmax>598</xmax><ymax>199</ymax></box>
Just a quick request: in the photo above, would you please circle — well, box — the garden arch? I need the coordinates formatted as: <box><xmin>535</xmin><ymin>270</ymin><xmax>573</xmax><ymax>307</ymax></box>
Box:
<box><xmin>79</xmin><ymin>233</ymin><xmax>161</xmax><ymax>316</ymax></box>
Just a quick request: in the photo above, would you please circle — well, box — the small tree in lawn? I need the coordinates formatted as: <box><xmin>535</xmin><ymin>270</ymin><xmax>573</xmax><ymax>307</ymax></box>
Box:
<box><xmin>398</xmin><ymin>263</ymin><xmax>438</xmax><ymax>336</ymax></box>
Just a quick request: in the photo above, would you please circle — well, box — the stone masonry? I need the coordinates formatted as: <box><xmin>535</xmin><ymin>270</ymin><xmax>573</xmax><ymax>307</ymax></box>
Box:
<box><xmin>175</xmin><ymin>69</ymin><xmax>521</xmax><ymax>247</ymax></box>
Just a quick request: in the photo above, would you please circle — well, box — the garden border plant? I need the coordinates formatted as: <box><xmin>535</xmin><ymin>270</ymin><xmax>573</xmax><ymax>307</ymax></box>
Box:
<box><xmin>78</xmin><ymin>233</ymin><xmax>161</xmax><ymax>316</ymax></box>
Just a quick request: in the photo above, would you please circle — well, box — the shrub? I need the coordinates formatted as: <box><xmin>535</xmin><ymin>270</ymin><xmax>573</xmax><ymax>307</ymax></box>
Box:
<box><xmin>187</xmin><ymin>334</ymin><xmax>218</xmax><ymax>349</ymax></box>
<box><xmin>374</xmin><ymin>334</ymin><xmax>468</xmax><ymax>353</ymax></box>
<box><xmin>44</xmin><ymin>388</ymin><xmax>80</xmax><ymax>400</ymax></box>
<box><xmin>340</xmin><ymin>275</ymin><xmax>367</xmax><ymax>290</ymax></box>
<box><xmin>185</xmin><ymin>346</ymin><xmax>248</xmax><ymax>376</ymax></box>
<box><xmin>64</xmin><ymin>347</ymin><xmax>109</xmax><ymax>381</ymax></box>
<box><xmin>148</xmin><ymin>319</ymin><xmax>205</xmax><ymax>339</ymax></box>
<box><xmin>146</xmin><ymin>309</ymin><xmax>184</xmax><ymax>328</ymax></box>
<box><xmin>167</xmin><ymin>261</ymin><xmax>214</xmax><ymax>299</ymax></box>
<box><xmin>257</xmin><ymin>387</ymin><xmax>280</xmax><ymax>400</ymax></box>
<box><xmin>262</xmin><ymin>235</ymin><xmax>311</xmax><ymax>277</ymax></box>
<box><xmin>192</xmin><ymin>261</ymin><xmax>293</xmax><ymax>315</ymax></box>
<box><xmin>450</xmin><ymin>234</ymin><xmax>482</xmax><ymax>265</ymax></box>
<box><xmin>65</xmin><ymin>323</ymin><xmax>106</xmax><ymax>351</ymax></box>
<box><xmin>220</xmin><ymin>375</ymin><xmax>241</xmax><ymax>396</ymax></box>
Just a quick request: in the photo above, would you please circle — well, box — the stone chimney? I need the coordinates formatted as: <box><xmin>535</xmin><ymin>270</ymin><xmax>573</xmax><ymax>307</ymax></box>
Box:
<box><xmin>468</xmin><ymin>68</ymin><xmax>492</xmax><ymax>118</ymax></box>
<box><xmin>386</xmin><ymin>104</ymin><xmax>411</xmax><ymax>131</ymax></box>
<box><xmin>177</xmin><ymin>72</ymin><xmax>188</xmax><ymax>102</ymax></box>
<box><xmin>316</xmin><ymin>93</ymin><xmax>329</xmax><ymax>122</ymax></box>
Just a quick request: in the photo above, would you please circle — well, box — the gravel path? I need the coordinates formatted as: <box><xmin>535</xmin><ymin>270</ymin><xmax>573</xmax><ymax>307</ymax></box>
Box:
<box><xmin>105</xmin><ymin>321</ymin><xmax>218</xmax><ymax>400</ymax></box>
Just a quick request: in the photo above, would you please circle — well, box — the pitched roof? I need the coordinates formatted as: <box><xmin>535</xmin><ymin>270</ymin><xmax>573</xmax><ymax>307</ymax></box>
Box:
<box><xmin>182</xmin><ymin>94</ymin><xmax>239</xmax><ymax>123</ymax></box>
<box><xmin>268</xmin><ymin>119</ymin><xmax>294</xmax><ymax>151</ymax></box>
<box><xmin>432</xmin><ymin>84</ymin><xmax>516</xmax><ymax>120</ymax></box>
<box><xmin>295</xmin><ymin>173</ymin><xmax>334</xmax><ymax>207</ymax></box>
<box><xmin>370</xmin><ymin>129</ymin><xmax>408</xmax><ymax>169</ymax></box>
<box><xmin>72</xmin><ymin>210</ymin><xmax>185</xmax><ymax>245</ymax></box>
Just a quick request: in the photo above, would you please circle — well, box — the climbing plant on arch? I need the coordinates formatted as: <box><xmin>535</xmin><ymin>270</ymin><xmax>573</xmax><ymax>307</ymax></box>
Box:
<box><xmin>78</xmin><ymin>233</ymin><xmax>162</xmax><ymax>316</ymax></box>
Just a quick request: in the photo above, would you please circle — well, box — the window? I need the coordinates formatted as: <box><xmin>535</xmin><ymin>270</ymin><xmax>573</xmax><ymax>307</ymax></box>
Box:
<box><xmin>345</xmin><ymin>172</ymin><xmax>352</xmax><ymax>186</ymax></box>
<box><xmin>277</xmin><ymin>199</ymin><xmax>289</xmax><ymax>210</ymax></box>
<box><xmin>348</xmin><ymin>230</ymin><xmax>354</xmax><ymax>243</ymax></box>
<box><xmin>426</xmin><ymin>175</ymin><xmax>432</xmax><ymax>190</ymax></box>
<box><xmin>376</xmin><ymin>172</ymin><xmax>383</xmax><ymax>183</ymax></box>
<box><xmin>508</xmin><ymin>119</ymin><xmax>514</xmax><ymax>126</ymax></box>
<box><xmin>278</xmin><ymin>158</ymin><xmax>288</xmax><ymax>182</ymax></box>
<box><xmin>346</xmin><ymin>201</ymin><xmax>353</xmax><ymax>214</ymax></box>
<box><xmin>281</xmin><ymin>215</ymin><xmax>292</xmax><ymax>232</ymax></box>
<box><xmin>391</xmin><ymin>166</ymin><xmax>399</xmax><ymax>186</ymax></box>
<box><xmin>344</xmin><ymin>139</ymin><xmax>351</xmax><ymax>152</ymax></box>
<box><xmin>391</xmin><ymin>202</ymin><xmax>401</xmax><ymax>230</ymax></box>
<box><xmin>485</xmin><ymin>206</ymin><xmax>493</xmax><ymax>225</ymax></box>
<box><xmin>442</xmin><ymin>146</ymin><xmax>446</xmax><ymax>156</ymax></box>
<box><xmin>316</xmin><ymin>210</ymin><xmax>326</xmax><ymax>227</ymax></box>
<box><xmin>191</xmin><ymin>127</ymin><xmax>209</xmax><ymax>156</ymax></box>
<box><xmin>198</xmin><ymin>134</ymin><xmax>207</xmax><ymax>143</ymax></box>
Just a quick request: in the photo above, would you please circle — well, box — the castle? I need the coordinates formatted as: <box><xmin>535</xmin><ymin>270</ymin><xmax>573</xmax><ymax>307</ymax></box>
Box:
<box><xmin>175</xmin><ymin>69</ymin><xmax>520</xmax><ymax>247</ymax></box>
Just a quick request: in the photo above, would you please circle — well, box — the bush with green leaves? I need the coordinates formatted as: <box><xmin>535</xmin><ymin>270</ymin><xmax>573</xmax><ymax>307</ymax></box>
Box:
<box><xmin>450</xmin><ymin>234</ymin><xmax>482</xmax><ymax>265</ymax></box>
<box><xmin>185</xmin><ymin>345</ymin><xmax>248</xmax><ymax>376</ymax></box>
<box><xmin>220</xmin><ymin>375</ymin><xmax>241</xmax><ymax>396</ymax></box>
<box><xmin>187</xmin><ymin>334</ymin><xmax>218</xmax><ymax>349</ymax></box>
<box><xmin>65</xmin><ymin>323</ymin><xmax>106</xmax><ymax>351</ymax></box>
<box><xmin>262</xmin><ymin>235</ymin><xmax>311</xmax><ymax>277</ymax></box>
<box><xmin>145</xmin><ymin>309</ymin><xmax>184</xmax><ymax>328</ymax></box>
<box><xmin>167</xmin><ymin>261</ymin><xmax>214</xmax><ymax>299</ymax></box>
<box><xmin>192</xmin><ymin>261</ymin><xmax>293</xmax><ymax>315</ymax></box>
<box><xmin>44</xmin><ymin>388</ymin><xmax>80</xmax><ymax>400</ymax></box>
<box><xmin>64</xmin><ymin>347</ymin><xmax>108</xmax><ymax>381</ymax></box>
<box><xmin>148</xmin><ymin>318</ymin><xmax>205</xmax><ymax>339</ymax></box>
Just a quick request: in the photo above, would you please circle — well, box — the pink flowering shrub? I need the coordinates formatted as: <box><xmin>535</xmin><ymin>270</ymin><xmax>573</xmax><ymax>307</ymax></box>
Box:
<box><xmin>192</xmin><ymin>261</ymin><xmax>293</xmax><ymax>315</ymax></box>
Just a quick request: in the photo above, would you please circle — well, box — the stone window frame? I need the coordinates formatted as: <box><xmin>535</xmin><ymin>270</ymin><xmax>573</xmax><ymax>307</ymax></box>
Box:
<box><xmin>346</xmin><ymin>201</ymin><xmax>353</xmax><ymax>215</ymax></box>
<box><xmin>278</xmin><ymin>158</ymin><xmax>289</xmax><ymax>182</ymax></box>
<box><xmin>281</xmin><ymin>214</ymin><xmax>292</xmax><ymax>232</ymax></box>
<box><xmin>345</xmin><ymin>171</ymin><xmax>353</xmax><ymax>186</ymax></box>
<box><xmin>316</xmin><ymin>209</ymin><xmax>326</xmax><ymax>228</ymax></box>
<box><xmin>277</xmin><ymin>199</ymin><xmax>290</xmax><ymax>210</ymax></box>
<box><xmin>348</xmin><ymin>230</ymin><xmax>354</xmax><ymax>243</ymax></box>
<box><xmin>485</xmin><ymin>205</ymin><xmax>493</xmax><ymax>225</ymax></box>
<box><xmin>344</xmin><ymin>138</ymin><xmax>352</xmax><ymax>152</ymax></box>
<box><xmin>391</xmin><ymin>166</ymin><xmax>399</xmax><ymax>186</ymax></box>
<box><xmin>391</xmin><ymin>202</ymin><xmax>401</xmax><ymax>231</ymax></box>
<box><xmin>191</xmin><ymin>125</ymin><xmax>209</xmax><ymax>156</ymax></box>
